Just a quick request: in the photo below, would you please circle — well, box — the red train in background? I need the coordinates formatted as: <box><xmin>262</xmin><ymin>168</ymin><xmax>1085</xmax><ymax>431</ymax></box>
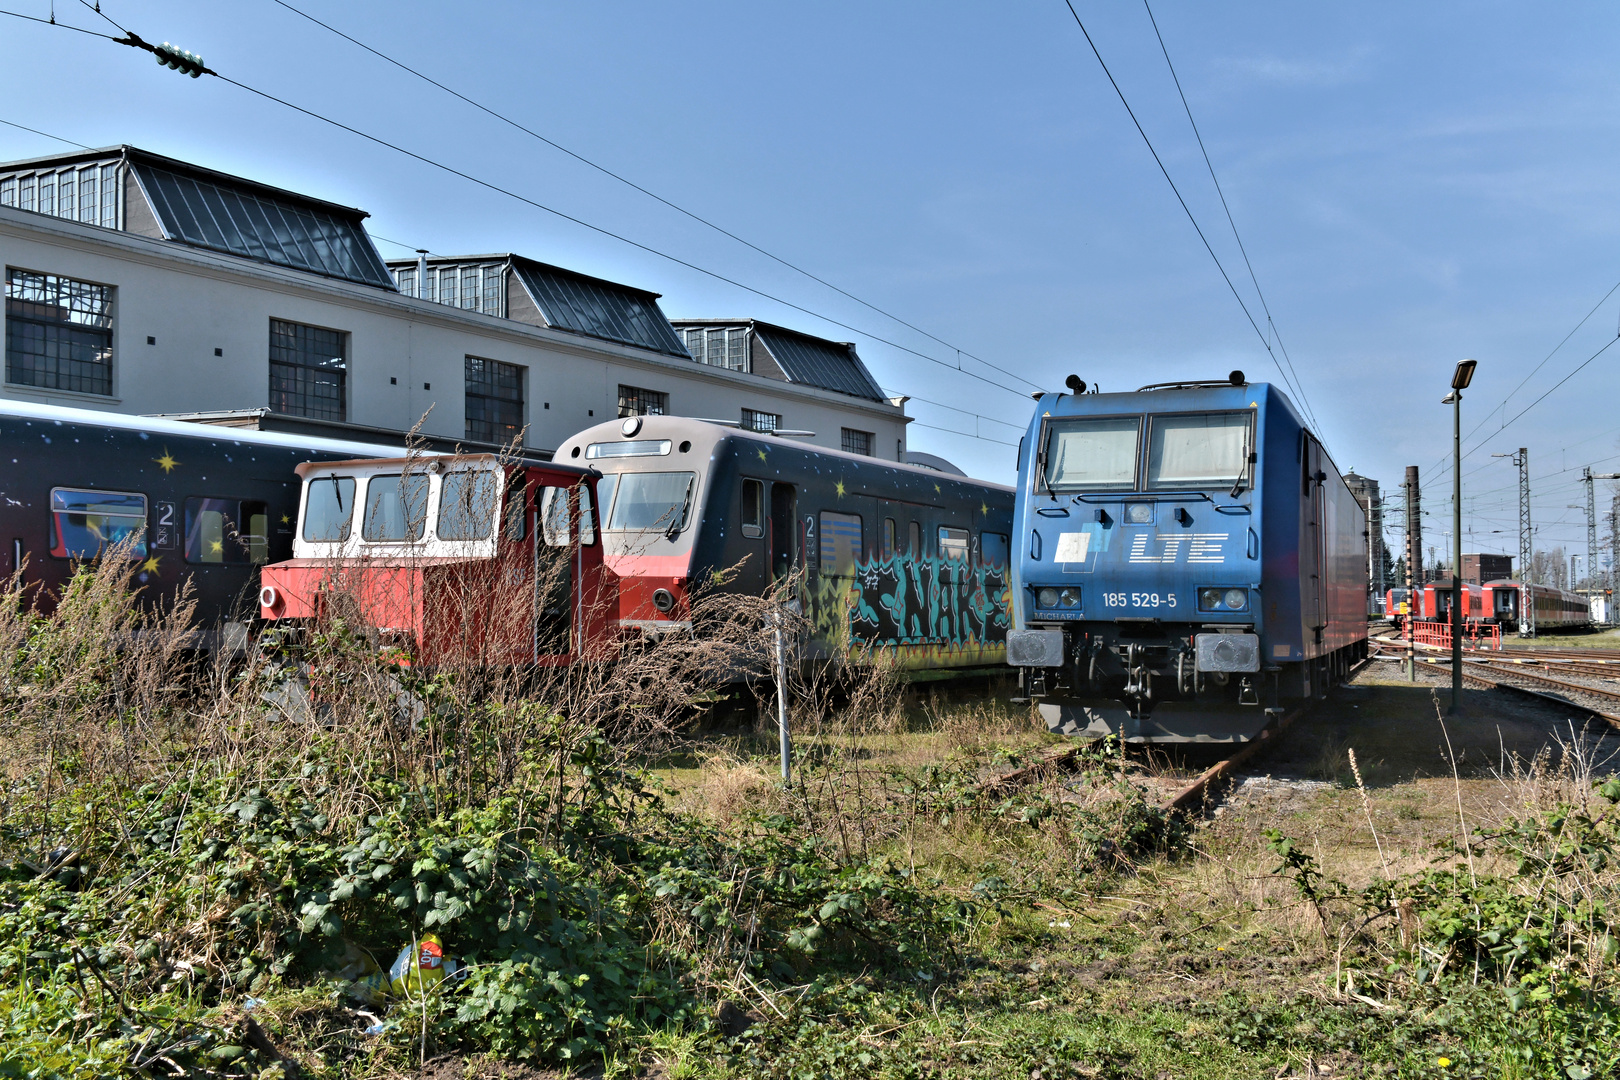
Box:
<box><xmin>1386</xmin><ymin>580</ymin><xmax>1591</xmax><ymax>633</ymax></box>
<box><xmin>1480</xmin><ymin>580</ymin><xmax>1590</xmax><ymax>631</ymax></box>
<box><xmin>1384</xmin><ymin>582</ymin><xmax>1482</xmax><ymax>628</ymax></box>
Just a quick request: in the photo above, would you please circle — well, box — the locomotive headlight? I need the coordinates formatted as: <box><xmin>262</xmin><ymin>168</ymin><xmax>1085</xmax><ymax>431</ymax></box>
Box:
<box><xmin>1198</xmin><ymin>587</ymin><xmax>1249</xmax><ymax>612</ymax></box>
<box><xmin>1037</xmin><ymin>587</ymin><xmax>1060</xmax><ymax>609</ymax></box>
<box><xmin>1059</xmin><ymin>587</ymin><xmax>1081</xmax><ymax>608</ymax></box>
<box><xmin>1126</xmin><ymin>503</ymin><xmax>1154</xmax><ymax>524</ymax></box>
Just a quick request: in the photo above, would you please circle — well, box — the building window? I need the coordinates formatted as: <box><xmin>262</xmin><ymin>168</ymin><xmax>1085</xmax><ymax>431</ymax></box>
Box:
<box><xmin>684</xmin><ymin>326</ymin><xmax>748</xmax><ymax>371</ymax></box>
<box><xmin>5</xmin><ymin>268</ymin><xmax>114</xmax><ymax>396</ymax></box>
<box><xmin>0</xmin><ymin>166</ymin><xmax>114</xmax><ymax>225</ymax></box>
<box><xmin>617</xmin><ymin>384</ymin><xmax>668</xmax><ymax>418</ymax></box>
<box><xmin>841</xmin><ymin>428</ymin><xmax>873</xmax><ymax>456</ymax></box>
<box><xmin>466</xmin><ymin>356</ymin><xmax>524</xmax><ymax>444</ymax></box>
<box><xmin>269</xmin><ymin>318</ymin><xmax>347</xmax><ymax>421</ymax></box>
<box><xmin>742</xmin><ymin>408</ymin><xmax>780</xmax><ymax>433</ymax></box>
<box><xmin>481</xmin><ymin>267</ymin><xmax>503</xmax><ymax>315</ymax></box>
<box><xmin>394</xmin><ymin>268</ymin><xmax>416</xmax><ymax>297</ymax></box>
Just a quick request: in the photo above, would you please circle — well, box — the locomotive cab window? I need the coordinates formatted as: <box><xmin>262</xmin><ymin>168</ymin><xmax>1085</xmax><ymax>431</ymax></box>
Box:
<box><xmin>302</xmin><ymin>477</ymin><xmax>355</xmax><ymax>542</ymax></box>
<box><xmin>539</xmin><ymin>483</ymin><xmax>598</xmax><ymax>547</ymax></box>
<box><xmin>1043</xmin><ymin>417</ymin><xmax>1140</xmax><ymax>491</ymax></box>
<box><xmin>608</xmin><ymin>472</ymin><xmax>695</xmax><ymax>533</ymax></box>
<box><xmin>185</xmin><ymin>498</ymin><xmax>268</xmax><ymax>564</ymax></box>
<box><xmin>1145</xmin><ymin>412</ymin><xmax>1252</xmax><ymax>490</ymax></box>
<box><xmin>502</xmin><ymin>474</ymin><xmax>527</xmax><ymax>541</ymax></box>
<box><xmin>819</xmin><ymin>511</ymin><xmax>863</xmax><ymax>577</ymax></box>
<box><xmin>438</xmin><ymin>470</ymin><xmax>498</xmax><ymax>541</ymax></box>
<box><xmin>937</xmin><ymin>526</ymin><xmax>969</xmax><ymax>563</ymax></box>
<box><xmin>49</xmin><ymin>487</ymin><xmax>147</xmax><ymax>559</ymax></box>
<box><xmin>742</xmin><ymin>478</ymin><xmax>764</xmax><ymax>538</ymax></box>
<box><xmin>362</xmin><ymin>473</ymin><xmax>430</xmax><ymax>542</ymax></box>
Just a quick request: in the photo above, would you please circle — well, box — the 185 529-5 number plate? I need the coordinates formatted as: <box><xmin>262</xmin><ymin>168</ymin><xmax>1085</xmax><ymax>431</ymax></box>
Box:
<box><xmin>1100</xmin><ymin>591</ymin><xmax>1178</xmax><ymax>611</ymax></box>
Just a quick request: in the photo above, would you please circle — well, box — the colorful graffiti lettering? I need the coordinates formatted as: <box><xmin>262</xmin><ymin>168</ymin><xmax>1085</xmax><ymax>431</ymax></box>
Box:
<box><xmin>812</xmin><ymin>552</ymin><xmax>1010</xmax><ymax>668</ymax></box>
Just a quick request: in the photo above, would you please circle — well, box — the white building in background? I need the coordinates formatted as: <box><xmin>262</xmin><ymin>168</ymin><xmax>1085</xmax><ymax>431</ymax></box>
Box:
<box><xmin>0</xmin><ymin>145</ymin><xmax>910</xmax><ymax>457</ymax></box>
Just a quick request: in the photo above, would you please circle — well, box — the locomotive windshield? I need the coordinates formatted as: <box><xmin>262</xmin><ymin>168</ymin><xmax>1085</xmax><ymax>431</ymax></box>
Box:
<box><xmin>607</xmin><ymin>472</ymin><xmax>695</xmax><ymax>532</ymax></box>
<box><xmin>1043</xmin><ymin>417</ymin><xmax>1139</xmax><ymax>491</ymax></box>
<box><xmin>438</xmin><ymin>470</ymin><xmax>498</xmax><ymax>541</ymax></box>
<box><xmin>1145</xmin><ymin>412</ymin><xmax>1251</xmax><ymax>490</ymax></box>
<box><xmin>361</xmin><ymin>473</ymin><xmax>429</xmax><ymax>542</ymax></box>
<box><xmin>302</xmin><ymin>477</ymin><xmax>355</xmax><ymax>542</ymax></box>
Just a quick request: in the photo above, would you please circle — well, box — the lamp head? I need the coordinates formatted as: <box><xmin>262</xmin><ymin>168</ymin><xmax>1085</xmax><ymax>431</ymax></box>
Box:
<box><xmin>1452</xmin><ymin>358</ymin><xmax>1477</xmax><ymax>390</ymax></box>
<box><xmin>1442</xmin><ymin>391</ymin><xmax>1458</xmax><ymax>405</ymax></box>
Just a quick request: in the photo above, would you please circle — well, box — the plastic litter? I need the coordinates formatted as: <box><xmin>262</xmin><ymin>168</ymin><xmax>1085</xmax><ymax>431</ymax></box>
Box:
<box><xmin>344</xmin><ymin>934</ymin><xmax>462</xmax><ymax>1005</ymax></box>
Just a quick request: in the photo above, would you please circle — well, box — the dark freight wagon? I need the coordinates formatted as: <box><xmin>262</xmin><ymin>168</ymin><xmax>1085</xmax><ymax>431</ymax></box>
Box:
<box><xmin>0</xmin><ymin>399</ymin><xmax>410</xmax><ymax>647</ymax></box>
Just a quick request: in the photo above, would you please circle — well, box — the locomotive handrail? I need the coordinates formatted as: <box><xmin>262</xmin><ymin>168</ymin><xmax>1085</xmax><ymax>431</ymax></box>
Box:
<box><xmin>1071</xmin><ymin>491</ymin><xmax>1216</xmax><ymax>503</ymax></box>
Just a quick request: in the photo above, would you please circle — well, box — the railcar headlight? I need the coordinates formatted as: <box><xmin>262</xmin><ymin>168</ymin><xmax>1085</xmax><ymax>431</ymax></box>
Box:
<box><xmin>1038</xmin><ymin>587</ymin><xmax>1060</xmax><ymax>609</ymax></box>
<box><xmin>1126</xmin><ymin>503</ymin><xmax>1154</xmax><ymax>524</ymax></box>
<box><xmin>1060</xmin><ymin>587</ymin><xmax>1081</xmax><ymax>608</ymax></box>
<box><xmin>1223</xmin><ymin>588</ymin><xmax>1248</xmax><ymax>611</ymax></box>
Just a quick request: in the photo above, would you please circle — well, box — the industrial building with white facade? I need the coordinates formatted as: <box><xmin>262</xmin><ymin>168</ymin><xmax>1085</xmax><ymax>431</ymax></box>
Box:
<box><xmin>0</xmin><ymin>145</ymin><xmax>912</xmax><ymax>458</ymax></box>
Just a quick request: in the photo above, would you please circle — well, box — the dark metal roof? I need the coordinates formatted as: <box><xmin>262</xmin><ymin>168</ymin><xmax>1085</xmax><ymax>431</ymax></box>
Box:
<box><xmin>132</xmin><ymin>156</ymin><xmax>393</xmax><ymax>289</ymax></box>
<box><xmin>749</xmin><ymin>322</ymin><xmax>885</xmax><ymax>401</ymax></box>
<box><xmin>511</xmin><ymin>257</ymin><xmax>689</xmax><ymax>357</ymax></box>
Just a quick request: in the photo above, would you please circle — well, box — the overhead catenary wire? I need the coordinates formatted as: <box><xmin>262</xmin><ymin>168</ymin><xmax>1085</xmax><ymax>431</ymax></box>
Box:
<box><xmin>1426</xmin><ymin>274</ymin><xmax>1620</xmax><ymax>491</ymax></box>
<box><xmin>1058</xmin><ymin>0</ymin><xmax>1321</xmax><ymax>440</ymax></box>
<box><xmin>260</xmin><ymin>0</ymin><xmax>1043</xmax><ymax>396</ymax></box>
<box><xmin>0</xmin><ymin>116</ymin><xmax>93</xmax><ymax>150</ymax></box>
<box><xmin>1</xmin><ymin>4</ymin><xmax>1042</xmax><ymax>452</ymax></box>
<box><xmin>1139</xmin><ymin>0</ymin><xmax>1321</xmax><ymax>438</ymax></box>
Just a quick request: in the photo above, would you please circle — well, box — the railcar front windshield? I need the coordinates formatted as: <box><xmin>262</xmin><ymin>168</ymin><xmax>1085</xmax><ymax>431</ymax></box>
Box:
<box><xmin>362</xmin><ymin>473</ymin><xmax>429</xmax><ymax>542</ymax></box>
<box><xmin>607</xmin><ymin>471</ymin><xmax>695</xmax><ymax>532</ymax></box>
<box><xmin>1043</xmin><ymin>417</ymin><xmax>1139</xmax><ymax>491</ymax></box>
<box><xmin>437</xmin><ymin>470</ymin><xmax>498</xmax><ymax>541</ymax></box>
<box><xmin>1146</xmin><ymin>412</ymin><xmax>1251</xmax><ymax>490</ymax></box>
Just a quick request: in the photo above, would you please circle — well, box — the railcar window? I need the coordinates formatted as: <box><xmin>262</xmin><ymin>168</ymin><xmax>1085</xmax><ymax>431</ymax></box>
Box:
<box><xmin>184</xmin><ymin>498</ymin><xmax>268</xmax><ymax>564</ymax></box>
<box><xmin>882</xmin><ymin>518</ymin><xmax>896</xmax><ymax>560</ymax></box>
<box><xmin>608</xmin><ymin>472</ymin><xmax>695</xmax><ymax>532</ymax></box>
<box><xmin>937</xmin><ymin>526</ymin><xmax>969</xmax><ymax>563</ymax></box>
<box><xmin>438</xmin><ymin>470</ymin><xmax>498</xmax><ymax>541</ymax></box>
<box><xmin>742</xmin><ymin>479</ymin><xmax>764</xmax><ymax>538</ymax></box>
<box><xmin>49</xmin><ymin>488</ymin><xmax>146</xmax><ymax>558</ymax></box>
<box><xmin>980</xmin><ymin>531</ymin><xmax>1009</xmax><ymax>570</ymax></box>
<box><xmin>909</xmin><ymin>520</ymin><xmax>922</xmax><ymax>557</ymax></box>
<box><xmin>819</xmin><ymin>511</ymin><xmax>863</xmax><ymax>577</ymax></box>
<box><xmin>302</xmin><ymin>477</ymin><xmax>355</xmax><ymax>542</ymax></box>
<box><xmin>594</xmin><ymin>474</ymin><xmax>619</xmax><ymax>528</ymax></box>
<box><xmin>1043</xmin><ymin>417</ymin><xmax>1140</xmax><ymax>491</ymax></box>
<box><xmin>362</xmin><ymin>474</ymin><xmax>429</xmax><ymax>542</ymax></box>
<box><xmin>1146</xmin><ymin>412</ymin><xmax>1251</xmax><ymax>490</ymax></box>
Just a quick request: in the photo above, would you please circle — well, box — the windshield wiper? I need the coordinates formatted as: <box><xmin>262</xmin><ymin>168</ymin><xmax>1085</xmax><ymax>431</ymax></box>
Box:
<box><xmin>1229</xmin><ymin>441</ymin><xmax>1250</xmax><ymax>498</ymax></box>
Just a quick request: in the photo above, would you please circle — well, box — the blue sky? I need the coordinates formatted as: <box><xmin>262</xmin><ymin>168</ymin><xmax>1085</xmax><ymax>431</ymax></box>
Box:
<box><xmin>3</xmin><ymin>1</ymin><xmax>1619</xmax><ymax>572</ymax></box>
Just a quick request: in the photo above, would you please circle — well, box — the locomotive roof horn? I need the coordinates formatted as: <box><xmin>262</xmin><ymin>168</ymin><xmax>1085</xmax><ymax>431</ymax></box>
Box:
<box><xmin>1228</xmin><ymin>370</ymin><xmax>1246</xmax><ymax>386</ymax></box>
<box><xmin>1064</xmin><ymin>375</ymin><xmax>1087</xmax><ymax>395</ymax></box>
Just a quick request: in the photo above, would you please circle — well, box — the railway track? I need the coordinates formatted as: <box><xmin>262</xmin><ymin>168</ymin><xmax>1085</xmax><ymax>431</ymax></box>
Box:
<box><xmin>1369</xmin><ymin>638</ymin><xmax>1620</xmax><ymax>732</ymax></box>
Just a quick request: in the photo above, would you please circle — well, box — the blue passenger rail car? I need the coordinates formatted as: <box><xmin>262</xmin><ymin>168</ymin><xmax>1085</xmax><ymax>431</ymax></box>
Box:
<box><xmin>1006</xmin><ymin>374</ymin><xmax>1367</xmax><ymax>742</ymax></box>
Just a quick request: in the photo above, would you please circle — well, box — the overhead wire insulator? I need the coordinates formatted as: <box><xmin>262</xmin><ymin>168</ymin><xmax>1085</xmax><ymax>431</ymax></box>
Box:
<box><xmin>153</xmin><ymin>41</ymin><xmax>207</xmax><ymax>78</ymax></box>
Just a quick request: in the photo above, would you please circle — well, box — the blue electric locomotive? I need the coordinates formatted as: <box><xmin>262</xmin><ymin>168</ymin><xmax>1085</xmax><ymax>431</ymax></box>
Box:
<box><xmin>1006</xmin><ymin>372</ymin><xmax>1367</xmax><ymax>742</ymax></box>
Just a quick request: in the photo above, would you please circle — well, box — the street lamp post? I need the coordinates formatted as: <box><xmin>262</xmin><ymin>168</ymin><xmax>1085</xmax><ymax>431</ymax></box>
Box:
<box><xmin>1444</xmin><ymin>359</ymin><xmax>1476</xmax><ymax>714</ymax></box>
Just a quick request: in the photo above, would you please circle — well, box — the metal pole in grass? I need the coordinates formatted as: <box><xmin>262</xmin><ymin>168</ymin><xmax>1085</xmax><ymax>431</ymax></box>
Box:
<box><xmin>774</xmin><ymin>608</ymin><xmax>791</xmax><ymax>782</ymax></box>
<box><xmin>1444</xmin><ymin>359</ymin><xmax>1477</xmax><ymax>714</ymax></box>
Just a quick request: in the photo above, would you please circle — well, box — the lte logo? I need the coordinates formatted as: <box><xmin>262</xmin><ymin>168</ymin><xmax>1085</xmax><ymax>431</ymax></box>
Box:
<box><xmin>1128</xmin><ymin>533</ymin><xmax>1228</xmax><ymax>564</ymax></box>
